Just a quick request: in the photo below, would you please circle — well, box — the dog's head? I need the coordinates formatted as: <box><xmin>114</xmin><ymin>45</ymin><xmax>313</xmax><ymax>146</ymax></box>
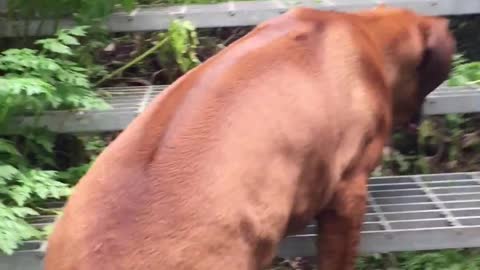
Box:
<box><xmin>360</xmin><ymin>7</ymin><xmax>456</xmax><ymax>132</ymax></box>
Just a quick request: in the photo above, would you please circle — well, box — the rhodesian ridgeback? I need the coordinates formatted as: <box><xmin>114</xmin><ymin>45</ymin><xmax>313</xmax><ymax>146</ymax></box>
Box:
<box><xmin>44</xmin><ymin>6</ymin><xmax>455</xmax><ymax>270</ymax></box>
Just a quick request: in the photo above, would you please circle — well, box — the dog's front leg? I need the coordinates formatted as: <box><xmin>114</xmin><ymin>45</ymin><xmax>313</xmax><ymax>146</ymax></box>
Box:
<box><xmin>315</xmin><ymin>175</ymin><xmax>368</xmax><ymax>270</ymax></box>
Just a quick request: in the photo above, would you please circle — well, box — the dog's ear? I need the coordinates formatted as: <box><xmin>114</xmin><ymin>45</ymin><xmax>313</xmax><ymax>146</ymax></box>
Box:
<box><xmin>417</xmin><ymin>17</ymin><xmax>456</xmax><ymax>95</ymax></box>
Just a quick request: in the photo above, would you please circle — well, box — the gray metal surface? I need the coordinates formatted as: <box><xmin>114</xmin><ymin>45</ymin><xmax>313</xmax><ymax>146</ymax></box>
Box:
<box><xmin>280</xmin><ymin>172</ymin><xmax>480</xmax><ymax>256</ymax></box>
<box><xmin>4</xmin><ymin>85</ymin><xmax>165</xmax><ymax>134</ymax></box>
<box><xmin>1</xmin><ymin>0</ymin><xmax>480</xmax><ymax>37</ymax></box>
<box><xmin>0</xmin><ymin>242</ymin><xmax>44</xmax><ymax>270</ymax></box>
<box><xmin>0</xmin><ymin>0</ymin><xmax>6</xmax><ymax>12</ymax></box>
<box><xmin>4</xmin><ymin>84</ymin><xmax>479</xmax><ymax>134</ymax></box>
<box><xmin>2</xmin><ymin>171</ymin><xmax>480</xmax><ymax>270</ymax></box>
<box><xmin>423</xmin><ymin>85</ymin><xmax>480</xmax><ymax>115</ymax></box>
<box><xmin>105</xmin><ymin>0</ymin><xmax>480</xmax><ymax>31</ymax></box>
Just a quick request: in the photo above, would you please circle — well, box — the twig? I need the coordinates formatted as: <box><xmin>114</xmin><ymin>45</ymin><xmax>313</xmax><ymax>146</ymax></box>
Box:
<box><xmin>467</xmin><ymin>79</ymin><xmax>480</xmax><ymax>85</ymax></box>
<box><xmin>95</xmin><ymin>36</ymin><xmax>170</xmax><ymax>87</ymax></box>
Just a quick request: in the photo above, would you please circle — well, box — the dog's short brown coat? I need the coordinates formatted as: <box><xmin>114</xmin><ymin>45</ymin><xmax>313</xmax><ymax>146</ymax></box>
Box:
<box><xmin>45</xmin><ymin>6</ymin><xmax>455</xmax><ymax>270</ymax></box>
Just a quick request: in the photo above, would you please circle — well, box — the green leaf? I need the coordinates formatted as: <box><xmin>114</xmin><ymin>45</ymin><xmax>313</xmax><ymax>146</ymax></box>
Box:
<box><xmin>448</xmin><ymin>58</ymin><xmax>480</xmax><ymax>86</ymax></box>
<box><xmin>63</xmin><ymin>26</ymin><xmax>90</xmax><ymax>37</ymax></box>
<box><xmin>0</xmin><ymin>77</ymin><xmax>55</xmax><ymax>96</ymax></box>
<box><xmin>10</xmin><ymin>207</ymin><xmax>39</xmax><ymax>218</ymax></box>
<box><xmin>18</xmin><ymin>169</ymin><xmax>71</xmax><ymax>201</ymax></box>
<box><xmin>120</xmin><ymin>0</ymin><xmax>136</xmax><ymax>11</ymax></box>
<box><xmin>8</xmin><ymin>185</ymin><xmax>32</xmax><ymax>206</ymax></box>
<box><xmin>57</xmin><ymin>33</ymin><xmax>80</xmax><ymax>46</ymax></box>
<box><xmin>0</xmin><ymin>203</ymin><xmax>41</xmax><ymax>255</ymax></box>
<box><xmin>0</xmin><ymin>165</ymin><xmax>19</xmax><ymax>181</ymax></box>
<box><xmin>27</xmin><ymin>132</ymin><xmax>55</xmax><ymax>154</ymax></box>
<box><xmin>164</xmin><ymin>20</ymin><xmax>200</xmax><ymax>73</ymax></box>
<box><xmin>36</xmin><ymin>39</ymin><xmax>73</xmax><ymax>55</ymax></box>
<box><xmin>0</xmin><ymin>139</ymin><xmax>21</xmax><ymax>156</ymax></box>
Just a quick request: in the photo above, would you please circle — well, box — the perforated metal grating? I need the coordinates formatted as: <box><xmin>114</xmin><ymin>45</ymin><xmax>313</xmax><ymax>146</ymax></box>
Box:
<box><xmin>279</xmin><ymin>172</ymin><xmax>480</xmax><ymax>256</ymax></box>
<box><xmin>6</xmin><ymin>172</ymin><xmax>478</xmax><ymax>259</ymax></box>
<box><xmin>5</xmin><ymin>84</ymin><xmax>480</xmax><ymax>134</ymax></box>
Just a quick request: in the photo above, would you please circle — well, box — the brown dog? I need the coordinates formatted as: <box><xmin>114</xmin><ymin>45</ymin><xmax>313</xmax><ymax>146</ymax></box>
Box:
<box><xmin>44</xmin><ymin>6</ymin><xmax>455</xmax><ymax>270</ymax></box>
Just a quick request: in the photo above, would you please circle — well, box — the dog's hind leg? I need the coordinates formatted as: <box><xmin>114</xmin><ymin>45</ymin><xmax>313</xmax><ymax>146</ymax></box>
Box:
<box><xmin>315</xmin><ymin>174</ymin><xmax>368</xmax><ymax>270</ymax></box>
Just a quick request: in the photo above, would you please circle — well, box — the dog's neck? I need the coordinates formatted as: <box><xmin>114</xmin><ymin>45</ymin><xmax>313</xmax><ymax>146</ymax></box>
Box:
<box><xmin>366</xmin><ymin>29</ymin><xmax>409</xmax><ymax>92</ymax></box>
<box><xmin>356</xmin><ymin>10</ymin><xmax>420</xmax><ymax>90</ymax></box>
<box><xmin>356</xmin><ymin>12</ymin><xmax>423</xmax><ymax>128</ymax></box>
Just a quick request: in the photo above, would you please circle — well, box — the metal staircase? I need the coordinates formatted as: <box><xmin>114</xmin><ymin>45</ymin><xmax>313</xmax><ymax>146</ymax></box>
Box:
<box><xmin>5</xmin><ymin>84</ymin><xmax>480</xmax><ymax>134</ymax></box>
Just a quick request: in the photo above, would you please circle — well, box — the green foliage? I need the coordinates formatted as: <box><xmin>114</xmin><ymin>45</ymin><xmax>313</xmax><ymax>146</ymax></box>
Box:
<box><xmin>398</xmin><ymin>250</ymin><xmax>480</xmax><ymax>270</ymax></box>
<box><xmin>0</xmin><ymin>26</ymin><xmax>109</xmax><ymax>255</ymax></box>
<box><xmin>448</xmin><ymin>55</ymin><xmax>480</xmax><ymax>86</ymax></box>
<box><xmin>0</xmin><ymin>203</ymin><xmax>41</xmax><ymax>254</ymax></box>
<box><xmin>356</xmin><ymin>254</ymin><xmax>386</xmax><ymax>270</ymax></box>
<box><xmin>0</xmin><ymin>26</ymin><xmax>109</xmax><ymax>123</ymax></box>
<box><xmin>7</xmin><ymin>0</ymin><xmax>136</xmax><ymax>26</ymax></box>
<box><xmin>355</xmin><ymin>250</ymin><xmax>480</xmax><ymax>270</ymax></box>
<box><xmin>155</xmin><ymin>20</ymin><xmax>200</xmax><ymax>80</ymax></box>
<box><xmin>0</xmin><ymin>133</ymin><xmax>103</xmax><ymax>255</ymax></box>
<box><xmin>4</xmin><ymin>0</ymin><xmax>137</xmax><ymax>51</ymax></box>
<box><xmin>167</xmin><ymin>20</ymin><xmax>201</xmax><ymax>72</ymax></box>
<box><xmin>0</xmin><ymin>162</ymin><xmax>71</xmax><ymax>254</ymax></box>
